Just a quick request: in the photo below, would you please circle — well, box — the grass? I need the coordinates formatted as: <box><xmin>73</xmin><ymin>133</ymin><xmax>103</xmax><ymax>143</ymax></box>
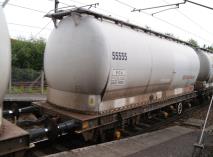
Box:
<box><xmin>9</xmin><ymin>86</ymin><xmax>48</xmax><ymax>94</ymax></box>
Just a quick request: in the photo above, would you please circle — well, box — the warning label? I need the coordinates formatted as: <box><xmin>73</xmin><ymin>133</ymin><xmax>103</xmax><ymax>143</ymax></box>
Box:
<box><xmin>111</xmin><ymin>69</ymin><xmax>126</xmax><ymax>85</ymax></box>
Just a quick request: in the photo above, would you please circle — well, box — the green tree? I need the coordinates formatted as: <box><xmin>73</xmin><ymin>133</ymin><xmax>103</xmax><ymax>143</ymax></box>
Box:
<box><xmin>11</xmin><ymin>37</ymin><xmax>46</xmax><ymax>70</ymax></box>
<box><xmin>145</xmin><ymin>25</ymin><xmax>151</xmax><ymax>30</ymax></box>
<box><xmin>188</xmin><ymin>39</ymin><xmax>199</xmax><ymax>47</ymax></box>
<box><xmin>207</xmin><ymin>45</ymin><xmax>213</xmax><ymax>51</ymax></box>
<box><xmin>165</xmin><ymin>33</ymin><xmax>174</xmax><ymax>37</ymax></box>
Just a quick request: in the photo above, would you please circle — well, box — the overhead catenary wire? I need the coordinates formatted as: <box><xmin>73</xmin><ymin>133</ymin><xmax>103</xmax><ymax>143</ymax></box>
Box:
<box><xmin>4</xmin><ymin>0</ymin><xmax>213</xmax><ymax>44</ymax></box>
<box><xmin>114</xmin><ymin>0</ymin><xmax>135</xmax><ymax>9</ymax></box>
<box><xmin>161</xmin><ymin>0</ymin><xmax>213</xmax><ymax>38</ymax></box>
<box><xmin>64</xmin><ymin>0</ymin><xmax>129</xmax><ymax>20</ymax></box>
<box><xmin>16</xmin><ymin>21</ymin><xmax>51</xmax><ymax>41</ymax></box>
<box><xmin>10</xmin><ymin>20</ymin><xmax>52</xmax><ymax>65</ymax></box>
<box><xmin>59</xmin><ymin>0</ymin><xmax>212</xmax><ymax>44</ymax></box>
<box><xmin>4</xmin><ymin>2</ymin><xmax>54</xmax><ymax>37</ymax></box>
<box><xmin>132</xmin><ymin>1</ymin><xmax>186</xmax><ymax>12</ymax></box>
<box><xmin>66</xmin><ymin>0</ymin><xmax>84</xmax><ymax>5</ymax></box>
<box><xmin>130</xmin><ymin>0</ymin><xmax>213</xmax><ymax>12</ymax></box>
<box><xmin>151</xmin><ymin>5</ymin><xmax>179</xmax><ymax>16</ymax></box>
<box><xmin>7</xmin><ymin>1</ymin><xmax>72</xmax><ymax>14</ymax></box>
<box><xmin>7</xmin><ymin>3</ymin><xmax>47</xmax><ymax>14</ymax></box>
<box><xmin>186</xmin><ymin>0</ymin><xmax>213</xmax><ymax>11</ymax></box>
<box><xmin>114</xmin><ymin>0</ymin><xmax>212</xmax><ymax>44</ymax></box>
<box><xmin>34</xmin><ymin>20</ymin><xmax>52</xmax><ymax>37</ymax></box>
<box><xmin>59</xmin><ymin>1</ymin><xmax>71</xmax><ymax>7</ymax></box>
<box><xmin>8</xmin><ymin>22</ymin><xmax>51</xmax><ymax>30</ymax></box>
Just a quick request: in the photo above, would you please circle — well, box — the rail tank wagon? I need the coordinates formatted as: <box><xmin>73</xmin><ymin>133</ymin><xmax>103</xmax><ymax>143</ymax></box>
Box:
<box><xmin>45</xmin><ymin>10</ymin><xmax>200</xmax><ymax>113</ymax></box>
<box><xmin>0</xmin><ymin>7</ymin><xmax>10</xmax><ymax>130</ymax></box>
<box><xmin>197</xmin><ymin>50</ymin><xmax>213</xmax><ymax>83</ymax></box>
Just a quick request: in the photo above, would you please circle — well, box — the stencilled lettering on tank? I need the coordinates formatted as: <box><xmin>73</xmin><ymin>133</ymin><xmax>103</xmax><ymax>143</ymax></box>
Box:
<box><xmin>111</xmin><ymin>69</ymin><xmax>126</xmax><ymax>85</ymax></box>
<box><xmin>112</xmin><ymin>52</ymin><xmax>127</xmax><ymax>61</ymax></box>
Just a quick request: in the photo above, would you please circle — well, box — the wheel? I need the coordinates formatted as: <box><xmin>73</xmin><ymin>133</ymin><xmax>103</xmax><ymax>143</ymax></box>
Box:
<box><xmin>177</xmin><ymin>103</ymin><xmax>183</xmax><ymax>115</ymax></box>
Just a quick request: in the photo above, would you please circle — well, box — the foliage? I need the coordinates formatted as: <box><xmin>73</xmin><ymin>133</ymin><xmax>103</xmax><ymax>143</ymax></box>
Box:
<box><xmin>11</xmin><ymin>37</ymin><xmax>46</xmax><ymax>71</ymax></box>
<box><xmin>207</xmin><ymin>46</ymin><xmax>213</xmax><ymax>51</ymax></box>
<box><xmin>10</xmin><ymin>86</ymin><xmax>48</xmax><ymax>94</ymax></box>
<box><xmin>145</xmin><ymin>25</ymin><xmax>151</xmax><ymax>30</ymax></box>
<box><xmin>188</xmin><ymin>38</ymin><xmax>199</xmax><ymax>47</ymax></box>
<box><xmin>12</xmin><ymin>67</ymin><xmax>41</xmax><ymax>82</ymax></box>
<box><xmin>165</xmin><ymin>33</ymin><xmax>174</xmax><ymax>37</ymax></box>
<box><xmin>187</xmin><ymin>39</ymin><xmax>213</xmax><ymax>52</ymax></box>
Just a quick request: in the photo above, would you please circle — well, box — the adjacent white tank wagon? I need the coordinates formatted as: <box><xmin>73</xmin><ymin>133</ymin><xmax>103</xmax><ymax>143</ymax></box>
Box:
<box><xmin>197</xmin><ymin>50</ymin><xmax>213</xmax><ymax>83</ymax></box>
<box><xmin>0</xmin><ymin>6</ymin><xmax>11</xmax><ymax>131</ymax></box>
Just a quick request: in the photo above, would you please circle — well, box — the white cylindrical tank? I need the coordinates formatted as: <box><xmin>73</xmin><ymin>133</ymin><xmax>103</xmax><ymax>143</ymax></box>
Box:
<box><xmin>44</xmin><ymin>13</ymin><xmax>200</xmax><ymax>112</ymax></box>
<box><xmin>197</xmin><ymin>50</ymin><xmax>213</xmax><ymax>83</ymax></box>
<box><xmin>0</xmin><ymin>7</ymin><xmax>11</xmax><ymax>129</ymax></box>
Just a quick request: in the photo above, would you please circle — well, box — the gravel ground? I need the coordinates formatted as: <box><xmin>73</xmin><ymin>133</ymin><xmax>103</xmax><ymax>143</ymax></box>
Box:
<box><xmin>127</xmin><ymin>100</ymin><xmax>213</xmax><ymax>157</ymax></box>
<box><xmin>189</xmin><ymin>101</ymin><xmax>213</xmax><ymax>127</ymax></box>
<box><xmin>127</xmin><ymin>131</ymin><xmax>213</xmax><ymax>157</ymax></box>
<box><xmin>127</xmin><ymin>131</ymin><xmax>199</xmax><ymax>157</ymax></box>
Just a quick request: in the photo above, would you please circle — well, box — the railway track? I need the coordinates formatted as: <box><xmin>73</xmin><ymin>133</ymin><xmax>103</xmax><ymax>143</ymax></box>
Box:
<box><xmin>124</xmin><ymin>104</ymin><xmax>204</xmax><ymax>137</ymax></box>
<box><xmin>8</xmin><ymin>99</ymin><xmax>208</xmax><ymax>157</ymax></box>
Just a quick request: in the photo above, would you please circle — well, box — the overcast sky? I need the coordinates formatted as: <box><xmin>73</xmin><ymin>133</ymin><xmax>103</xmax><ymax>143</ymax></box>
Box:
<box><xmin>0</xmin><ymin>0</ymin><xmax>213</xmax><ymax>47</ymax></box>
